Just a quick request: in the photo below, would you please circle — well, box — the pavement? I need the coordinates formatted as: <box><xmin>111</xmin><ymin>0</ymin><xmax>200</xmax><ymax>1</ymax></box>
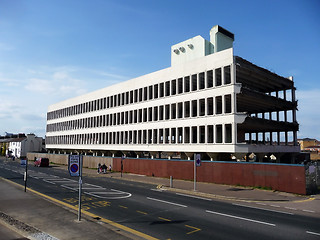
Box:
<box><xmin>0</xmin><ymin>162</ymin><xmax>319</xmax><ymax>240</ymax></box>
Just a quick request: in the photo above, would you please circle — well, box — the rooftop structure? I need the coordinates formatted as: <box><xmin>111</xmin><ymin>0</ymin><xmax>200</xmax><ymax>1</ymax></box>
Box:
<box><xmin>45</xmin><ymin>25</ymin><xmax>299</xmax><ymax>163</ymax></box>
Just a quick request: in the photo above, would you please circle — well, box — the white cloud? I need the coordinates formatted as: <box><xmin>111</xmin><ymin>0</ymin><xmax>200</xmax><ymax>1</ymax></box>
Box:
<box><xmin>0</xmin><ymin>64</ymin><xmax>127</xmax><ymax>137</ymax></box>
<box><xmin>25</xmin><ymin>78</ymin><xmax>55</xmax><ymax>93</ymax></box>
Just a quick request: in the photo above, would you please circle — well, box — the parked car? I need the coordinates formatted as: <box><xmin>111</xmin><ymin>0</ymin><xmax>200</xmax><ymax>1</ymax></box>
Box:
<box><xmin>34</xmin><ymin>158</ymin><xmax>49</xmax><ymax>167</ymax></box>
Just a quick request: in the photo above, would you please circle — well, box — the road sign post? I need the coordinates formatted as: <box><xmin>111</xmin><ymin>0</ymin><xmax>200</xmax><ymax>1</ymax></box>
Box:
<box><xmin>21</xmin><ymin>157</ymin><xmax>28</xmax><ymax>192</ymax></box>
<box><xmin>194</xmin><ymin>154</ymin><xmax>201</xmax><ymax>191</ymax></box>
<box><xmin>121</xmin><ymin>155</ymin><xmax>125</xmax><ymax>178</ymax></box>
<box><xmin>68</xmin><ymin>154</ymin><xmax>83</xmax><ymax>221</ymax></box>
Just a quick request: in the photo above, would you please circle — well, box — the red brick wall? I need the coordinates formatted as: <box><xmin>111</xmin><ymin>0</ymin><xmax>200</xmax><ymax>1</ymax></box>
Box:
<box><xmin>113</xmin><ymin>158</ymin><xmax>306</xmax><ymax>195</ymax></box>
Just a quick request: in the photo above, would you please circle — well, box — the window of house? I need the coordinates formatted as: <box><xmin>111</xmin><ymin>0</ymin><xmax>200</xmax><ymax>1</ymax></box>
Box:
<box><xmin>216</xmin><ymin>125</ymin><xmax>222</xmax><ymax>143</ymax></box>
<box><xmin>225</xmin><ymin>124</ymin><xmax>232</xmax><ymax>143</ymax></box>
<box><xmin>199</xmin><ymin>72</ymin><xmax>205</xmax><ymax>90</ymax></box>
<box><xmin>192</xmin><ymin>74</ymin><xmax>197</xmax><ymax>91</ymax></box>
<box><xmin>165</xmin><ymin>81</ymin><xmax>170</xmax><ymax>96</ymax></box>
<box><xmin>160</xmin><ymin>83</ymin><xmax>164</xmax><ymax>97</ymax></box>
<box><xmin>207</xmin><ymin>97</ymin><xmax>214</xmax><ymax>115</ymax></box>
<box><xmin>216</xmin><ymin>96</ymin><xmax>222</xmax><ymax>114</ymax></box>
<box><xmin>225</xmin><ymin>94</ymin><xmax>232</xmax><ymax>113</ymax></box>
<box><xmin>199</xmin><ymin>98</ymin><xmax>205</xmax><ymax>116</ymax></box>
<box><xmin>192</xmin><ymin>100</ymin><xmax>197</xmax><ymax>117</ymax></box>
<box><xmin>184</xmin><ymin>76</ymin><xmax>190</xmax><ymax>92</ymax></box>
<box><xmin>154</xmin><ymin>84</ymin><xmax>158</xmax><ymax>99</ymax></box>
<box><xmin>184</xmin><ymin>101</ymin><xmax>190</xmax><ymax>118</ymax></box>
<box><xmin>171</xmin><ymin>103</ymin><xmax>176</xmax><ymax>119</ymax></box>
<box><xmin>215</xmin><ymin>68</ymin><xmax>222</xmax><ymax>86</ymax></box>
<box><xmin>207</xmin><ymin>125</ymin><xmax>214</xmax><ymax>143</ymax></box>
<box><xmin>149</xmin><ymin>86</ymin><xmax>153</xmax><ymax>100</ymax></box>
<box><xmin>178</xmin><ymin>78</ymin><xmax>183</xmax><ymax>94</ymax></box>
<box><xmin>171</xmin><ymin>80</ymin><xmax>176</xmax><ymax>95</ymax></box>
<box><xmin>224</xmin><ymin>65</ymin><xmax>231</xmax><ymax>84</ymax></box>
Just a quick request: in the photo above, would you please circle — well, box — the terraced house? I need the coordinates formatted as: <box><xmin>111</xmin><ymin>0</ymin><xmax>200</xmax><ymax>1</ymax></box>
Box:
<box><xmin>45</xmin><ymin>25</ymin><xmax>299</xmax><ymax>163</ymax></box>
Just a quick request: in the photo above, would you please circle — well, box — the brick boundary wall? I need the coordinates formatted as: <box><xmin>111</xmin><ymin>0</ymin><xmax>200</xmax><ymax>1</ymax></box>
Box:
<box><xmin>113</xmin><ymin>157</ymin><xmax>307</xmax><ymax>195</ymax></box>
<box><xmin>27</xmin><ymin>153</ymin><xmax>307</xmax><ymax>195</ymax></box>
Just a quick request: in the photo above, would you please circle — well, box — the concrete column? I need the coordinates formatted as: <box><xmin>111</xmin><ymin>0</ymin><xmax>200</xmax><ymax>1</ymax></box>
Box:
<box><xmin>205</xmin><ymin>125</ymin><xmax>208</xmax><ymax>144</ymax></box>
<box><xmin>222</xmin><ymin>124</ymin><xmax>226</xmax><ymax>144</ymax></box>
<box><xmin>213</xmin><ymin>68</ymin><xmax>216</xmax><ymax>87</ymax></box>
<box><xmin>221</xmin><ymin>66</ymin><xmax>225</xmax><ymax>85</ymax></box>
<box><xmin>163</xmin><ymin>128</ymin><xmax>165</xmax><ymax>145</ymax></box>
<box><xmin>204</xmin><ymin>69</ymin><xmax>208</xmax><ymax>88</ymax></box>
<box><xmin>197</xmin><ymin>125</ymin><xmax>200</xmax><ymax>144</ymax></box>
<box><xmin>232</xmin><ymin>122</ymin><xmax>236</xmax><ymax>144</ymax></box>
<box><xmin>231</xmin><ymin>92</ymin><xmax>237</xmax><ymax>113</ymax></box>
<box><xmin>222</xmin><ymin>95</ymin><xmax>225</xmax><ymax>114</ymax></box>
<box><xmin>231</xmin><ymin>63</ymin><xmax>236</xmax><ymax>85</ymax></box>
<box><xmin>151</xmin><ymin>128</ymin><xmax>154</xmax><ymax>145</ymax></box>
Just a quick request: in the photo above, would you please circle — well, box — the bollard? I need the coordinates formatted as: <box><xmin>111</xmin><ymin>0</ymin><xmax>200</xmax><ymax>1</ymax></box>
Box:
<box><xmin>170</xmin><ymin>176</ymin><xmax>173</xmax><ymax>188</ymax></box>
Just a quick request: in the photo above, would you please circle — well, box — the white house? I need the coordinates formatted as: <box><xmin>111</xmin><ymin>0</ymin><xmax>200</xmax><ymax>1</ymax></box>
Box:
<box><xmin>8</xmin><ymin>134</ymin><xmax>43</xmax><ymax>158</ymax></box>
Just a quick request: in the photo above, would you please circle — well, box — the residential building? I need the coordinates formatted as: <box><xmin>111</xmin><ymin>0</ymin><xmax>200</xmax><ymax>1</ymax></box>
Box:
<box><xmin>2</xmin><ymin>133</ymin><xmax>44</xmax><ymax>158</ymax></box>
<box><xmin>298</xmin><ymin>138</ymin><xmax>320</xmax><ymax>150</ymax></box>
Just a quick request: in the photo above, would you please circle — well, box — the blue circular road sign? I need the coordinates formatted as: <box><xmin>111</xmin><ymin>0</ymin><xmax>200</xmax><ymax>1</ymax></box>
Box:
<box><xmin>70</xmin><ymin>163</ymin><xmax>79</xmax><ymax>173</ymax></box>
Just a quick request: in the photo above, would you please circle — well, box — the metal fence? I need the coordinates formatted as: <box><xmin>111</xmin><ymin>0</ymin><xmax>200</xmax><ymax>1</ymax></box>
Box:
<box><xmin>305</xmin><ymin>161</ymin><xmax>320</xmax><ymax>194</ymax></box>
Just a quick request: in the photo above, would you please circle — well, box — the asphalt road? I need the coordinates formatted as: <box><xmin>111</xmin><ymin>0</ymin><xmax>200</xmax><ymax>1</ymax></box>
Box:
<box><xmin>1</xmin><ymin>159</ymin><xmax>320</xmax><ymax>240</ymax></box>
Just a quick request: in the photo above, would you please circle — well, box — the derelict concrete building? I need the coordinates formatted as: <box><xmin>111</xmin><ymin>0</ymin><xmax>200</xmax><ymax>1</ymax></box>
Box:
<box><xmin>45</xmin><ymin>25</ymin><xmax>299</xmax><ymax>163</ymax></box>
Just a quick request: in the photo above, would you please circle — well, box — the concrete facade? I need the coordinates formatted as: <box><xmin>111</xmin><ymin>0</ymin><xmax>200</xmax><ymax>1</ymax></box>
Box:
<box><xmin>45</xmin><ymin>26</ymin><xmax>299</xmax><ymax>163</ymax></box>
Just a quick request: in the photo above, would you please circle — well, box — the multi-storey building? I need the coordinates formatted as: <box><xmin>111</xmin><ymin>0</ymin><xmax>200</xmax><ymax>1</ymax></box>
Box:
<box><xmin>46</xmin><ymin>25</ymin><xmax>299</xmax><ymax>162</ymax></box>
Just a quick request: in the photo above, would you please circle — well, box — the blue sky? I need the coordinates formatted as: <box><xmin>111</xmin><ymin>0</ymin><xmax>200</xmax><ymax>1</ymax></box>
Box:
<box><xmin>0</xmin><ymin>0</ymin><xmax>319</xmax><ymax>139</ymax></box>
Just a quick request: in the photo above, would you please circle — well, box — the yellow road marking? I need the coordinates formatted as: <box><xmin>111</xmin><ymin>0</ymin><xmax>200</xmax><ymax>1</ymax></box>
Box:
<box><xmin>137</xmin><ymin>210</ymin><xmax>148</xmax><ymax>215</ymax></box>
<box><xmin>167</xmin><ymin>188</ymin><xmax>315</xmax><ymax>204</ymax></box>
<box><xmin>1</xmin><ymin>177</ymin><xmax>159</xmax><ymax>240</ymax></box>
<box><xmin>185</xmin><ymin>225</ymin><xmax>201</xmax><ymax>234</ymax></box>
<box><xmin>293</xmin><ymin>197</ymin><xmax>315</xmax><ymax>203</ymax></box>
<box><xmin>158</xmin><ymin>217</ymin><xmax>171</xmax><ymax>222</ymax></box>
<box><xmin>119</xmin><ymin>205</ymin><xmax>128</xmax><ymax>209</ymax></box>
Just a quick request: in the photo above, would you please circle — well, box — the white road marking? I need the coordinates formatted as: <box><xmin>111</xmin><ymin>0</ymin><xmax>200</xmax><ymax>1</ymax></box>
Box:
<box><xmin>285</xmin><ymin>207</ymin><xmax>297</xmax><ymax>210</ymax></box>
<box><xmin>233</xmin><ymin>203</ymin><xmax>294</xmax><ymax>215</ymax></box>
<box><xmin>43</xmin><ymin>180</ymin><xmax>56</xmax><ymax>185</ymax></box>
<box><xmin>85</xmin><ymin>183</ymin><xmax>103</xmax><ymax>188</ymax></box>
<box><xmin>302</xmin><ymin>209</ymin><xmax>315</xmax><ymax>213</ymax></box>
<box><xmin>150</xmin><ymin>189</ymin><xmax>165</xmax><ymax>192</ymax></box>
<box><xmin>61</xmin><ymin>185</ymin><xmax>77</xmax><ymax>191</ymax></box>
<box><xmin>256</xmin><ymin>203</ymin><xmax>267</xmax><ymax>206</ymax></box>
<box><xmin>147</xmin><ymin>197</ymin><xmax>187</xmax><ymax>208</ymax></box>
<box><xmin>128</xmin><ymin>173</ymin><xmax>146</xmax><ymax>177</ymax></box>
<box><xmin>176</xmin><ymin>193</ymin><xmax>212</xmax><ymax>201</ymax></box>
<box><xmin>306</xmin><ymin>231</ymin><xmax>320</xmax><ymax>236</ymax></box>
<box><xmin>85</xmin><ymin>189</ymin><xmax>132</xmax><ymax>199</ymax></box>
<box><xmin>206</xmin><ymin>210</ymin><xmax>276</xmax><ymax>226</ymax></box>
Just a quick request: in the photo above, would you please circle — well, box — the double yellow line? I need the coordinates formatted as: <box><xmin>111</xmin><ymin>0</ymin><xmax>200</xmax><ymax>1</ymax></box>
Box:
<box><xmin>1</xmin><ymin>177</ymin><xmax>159</xmax><ymax>240</ymax></box>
